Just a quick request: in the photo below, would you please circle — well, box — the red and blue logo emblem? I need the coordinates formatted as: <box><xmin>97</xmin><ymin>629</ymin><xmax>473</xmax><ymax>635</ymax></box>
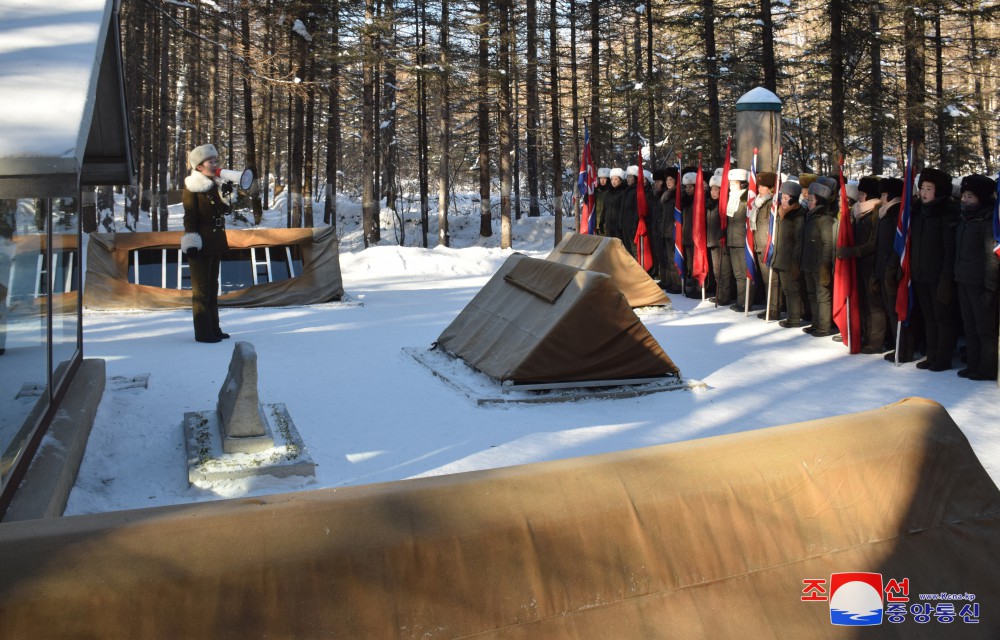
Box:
<box><xmin>829</xmin><ymin>572</ymin><xmax>884</xmax><ymax>626</ymax></box>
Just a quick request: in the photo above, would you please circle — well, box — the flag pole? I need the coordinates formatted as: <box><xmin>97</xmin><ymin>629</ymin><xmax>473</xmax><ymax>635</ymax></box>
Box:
<box><xmin>895</xmin><ymin>321</ymin><xmax>902</xmax><ymax>367</ymax></box>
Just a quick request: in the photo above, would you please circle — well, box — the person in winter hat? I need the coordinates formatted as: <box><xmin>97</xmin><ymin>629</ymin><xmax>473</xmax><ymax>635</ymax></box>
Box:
<box><xmin>953</xmin><ymin>174</ymin><xmax>999</xmax><ymax>380</ymax></box>
<box><xmin>603</xmin><ymin>168</ymin><xmax>628</xmax><ymax>247</ymax></box>
<box><xmin>910</xmin><ymin>166</ymin><xmax>959</xmax><ymax>371</ymax></box>
<box><xmin>800</xmin><ymin>182</ymin><xmax>837</xmax><ymax>336</ymax></box>
<box><xmin>724</xmin><ymin>168</ymin><xmax>752</xmax><ymax>310</ymax></box>
<box><xmin>182</xmin><ymin>143</ymin><xmax>231</xmax><ymax>343</ymax></box>
<box><xmin>875</xmin><ymin>177</ymin><xmax>916</xmax><ymax>363</ymax></box>
<box><xmin>680</xmin><ymin>169</ymin><xmax>700</xmax><ymax>296</ymax></box>
<box><xmin>836</xmin><ymin>175</ymin><xmax>883</xmax><ymax>353</ymax></box>
<box><xmin>751</xmin><ymin>171</ymin><xmax>780</xmax><ymax>318</ymax></box>
<box><xmin>706</xmin><ymin>168</ymin><xmax>725</xmax><ymax>298</ymax></box>
<box><xmin>594</xmin><ymin>168</ymin><xmax>612</xmax><ymax>235</ymax></box>
<box><xmin>771</xmin><ymin>181</ymin><xmax>806</xmax><ymax>328</ymax></box>
<box><xmin>656</xmin><ymin>167</ymin><xmax>682</xmax><ymax>293</ymax></box>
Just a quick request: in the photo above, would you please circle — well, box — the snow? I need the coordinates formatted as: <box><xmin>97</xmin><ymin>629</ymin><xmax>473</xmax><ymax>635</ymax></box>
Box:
<box><xmin>0</xmin><ymin>0</ymin><xmax>107</xmax><ymax>160</ymax></box>
<box><xmin>63</xmin><ymin>197</ymin><xmax>1000</xmax><ymax>516</ymax></box>
<box><xmin>737</xmin><ymin>87</ymin><xmax>783</xmax><ymax>105</ymax></box>
<box><xmin>292</xmin><ymin>19</ymin><xmax>312</xmax><ymax>42</ymax></box>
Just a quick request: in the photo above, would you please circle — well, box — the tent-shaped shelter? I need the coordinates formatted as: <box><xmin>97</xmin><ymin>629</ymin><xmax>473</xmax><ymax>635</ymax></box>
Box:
<box><xmin>0</xmin><ymin>0</ymin><xmax>134</xmax><ymax>519</ymax></box>
<box><xmin>544</xmin><ymin>233</ymin><xmax>669</xmax><ymax>308</ymax></box>
<box><xmin>436</xmin><ymin>254</ymin><xmax>679</xmax><ymax>386</ymax></box>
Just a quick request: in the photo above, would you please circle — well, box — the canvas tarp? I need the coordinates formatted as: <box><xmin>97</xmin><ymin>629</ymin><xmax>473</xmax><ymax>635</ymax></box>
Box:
<box><xmin>0</xmin><ymin>399</ymin><xmax>996</xmax><ymax>639</ymax></box>
<box><xmin>545</xmin><ymin>232</ymin><xmax>669</xmax><ymax>307</ymax></box>
<box><xmin>436</xmin><ymin>253</ymin><xmax>679</xmax><ymax>384</ymax></box>
<box><xmin>83</xmin><ymin>226</ymin><xmax>343</xmax><ymax>309</ymax></box>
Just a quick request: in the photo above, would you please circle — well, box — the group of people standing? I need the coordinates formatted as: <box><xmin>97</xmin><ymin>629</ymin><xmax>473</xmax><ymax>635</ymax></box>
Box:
<box><xmin>590</xmin><ymin>161</ymin><xmax>999</xmax><ymax>382</ymax></box>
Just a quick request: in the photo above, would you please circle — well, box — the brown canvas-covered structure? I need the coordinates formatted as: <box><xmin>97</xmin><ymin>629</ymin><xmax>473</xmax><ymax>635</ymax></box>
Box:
<box><xmin>83</xmin><ymin>227</ymin><xmax>343</xmax><ymax>309</ymax></box>
<box><xmin>0</xmin><ymin>399</ymin><xmax>997</xmax><ymax>638</ymax></box>
<box><xmin>436</xmin><ymin>253</ymin><xmax>679</xmax><ymax>385</ymax></box>
<box><xmin>545</xmin><ymin>233</ymin><xmax>669</xmax><ymax>308</ymax></box>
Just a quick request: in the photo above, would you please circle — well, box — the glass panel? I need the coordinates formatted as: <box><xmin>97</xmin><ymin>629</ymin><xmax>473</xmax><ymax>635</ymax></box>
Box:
<box><xmin>0</xmin><ymin>198</ymin><xmax>49</xmax><ymax>488</ymax></box>
<box><xmin>51</xmin><ymin>196</ymin><xmax>80</xmax><ymax>390</ymax></box>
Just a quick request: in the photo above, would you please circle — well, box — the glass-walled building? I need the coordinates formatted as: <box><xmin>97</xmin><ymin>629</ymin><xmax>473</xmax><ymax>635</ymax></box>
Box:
<box><xmin>0</xmin><ymin>0</ymin><xmax>133</xmax><ymax>517</ymax></box>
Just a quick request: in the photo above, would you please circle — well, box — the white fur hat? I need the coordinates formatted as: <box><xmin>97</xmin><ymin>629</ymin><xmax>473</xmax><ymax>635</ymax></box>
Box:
<box><xmin>709</xmin><ymin>168</ymin><xmax>724</xmax><ymax>188</ymax></box>
<box><xmin>845</xmin><ymin>180</ymin><xmax>860</xmax><ymax>202</ymax></box>
<box><xmin>610</xmin><ymin>168</ymin><xmax>626</xmax><ymax>180</ymax></box>
<box><xmin>626</xmin><ymin>165</ymin><xmax>640</xmax><ymax>177</ymax></box>
<box><xmin>643</xmin><ymin>169</ymin><xmax>653</xmax><ymax>183</ymax></box>
<box><xmin>597</xmin><ymin>167</ymin><xmax>611</xmax><ymax>178</ymax></box>
<box><xmin>728</xmin><ymin>168</ymin><xmax>748</xmax><ymax>182</ymax></box>
<box><xmin>188</xmin><ymin>144</ymin><xmax>219</xmax><ymax>170</ymax></box>
<box><xmin>682</xmin><ymin>172</ymin><xmax>698</xmax><ymax>186</ymax></box>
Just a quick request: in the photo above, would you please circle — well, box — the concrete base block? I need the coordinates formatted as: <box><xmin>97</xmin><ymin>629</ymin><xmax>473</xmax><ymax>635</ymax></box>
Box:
<box><xmin>183</xmin><ymin>403</ymin><xmax>314</xmax><ymax>486</ymax></box>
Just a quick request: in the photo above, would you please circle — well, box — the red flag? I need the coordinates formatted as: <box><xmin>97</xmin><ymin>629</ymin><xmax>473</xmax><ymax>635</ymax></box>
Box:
<box><xmin>718</xmin><ymin>138</ymin><xmax>731</xmax><ymax>250</ymax></box>
<box><xmin>577</xmin><ymin>125</ymin><xmax>598</xmax><ymax>234</ymax></box>
<box><xmin>634</xmin><ymin>147</ymin><xmax>654</xmax><ymax>270</ymax></box>
<box><xmin>833</xmin><ymin>158</ymin><xmax>861</xmax><ymax>353</ymax></box>
<box><xmin>691</xmin><ymin>156</ymin><xmax>708</xmax><ymax>287</ymax></box>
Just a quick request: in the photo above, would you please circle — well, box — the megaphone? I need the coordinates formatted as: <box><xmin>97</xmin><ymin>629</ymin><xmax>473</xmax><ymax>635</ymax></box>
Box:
<box><xmin>214</xmin><ymin>168</ymin><xmax>254</xmax><ymax>190</ymax></box>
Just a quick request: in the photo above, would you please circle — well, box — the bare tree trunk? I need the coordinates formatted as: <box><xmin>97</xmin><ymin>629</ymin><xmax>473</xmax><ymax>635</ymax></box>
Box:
<box><xmin>241</xmin><ymin>2</ymin><xmax>263</xmax><ymax>225</ymax></box>
<box><xmin>478</xmin><ymin>0</ymin><xmax>493</xmax><ymax>238</ymax></box>
<box><xmin>498</xmin><ymin>0</ymin><xmax>514</xmax><ymax>249</ymax></box>
<box><xmin>417</xmin><ymin>0</ymin><xmax>430</xmax><ymax>247</ymax></box>
<box><xmin>645</xmin><ymin>0</ymin><xmax>655</xmax><ymax>160</ymax></box>
<box><xmin>438</xmin><ymin>0</ymin><xmax>451</xmax><ymax>246</ymax></box>
<box><xmin>569</xmin><ymin>0</ymin><xmax>579</xmax><ymax>173</ymax></box>
<box><xmin>829</xmin><ymin>0</ymin><xmax>846</xmax><ymax>163</ymax></box>
<box><xmin>869</xmin><ymin>2</ymin><xmax>884</xmax><ymax>174</ymax></box>
<box><xmin>761</xmin><ymin>0</ymin><xmax>777</xmax><ymax>92</ymax></box>
<box><xmin>362</xmin><ymin>0</ymin><xmax>378</xmax><ymax>246</ymax></box>
<box><xmin>904</xmin><ymin>2</ymin><xmax>926</xmax><ymax>162</ymax></box>
<box><xmin>589</xmin><ymin>0</ymin><xmax>601</xmax><ymax>164</ymax></box>
<box><xmin>382</xmin><ymin>0</ymin><xmax>398</xmax><ymax>213</ymax></box>
<box><xmin>324</xmin><ymin>0</ymin><xmax>341</xmax><ymax>228</ymax></box>
<box><xmin>158</xmin><ymin>4</ymin><xmax>171</xmax><ymax>231</ymax></box>
<box><xmin>703</xmin><ymin>0</ymin><xmax>721</xmax><ymax>164</ymax></box>
<box><xmin>304</xmin><ymin>39</ymin><xmax>316</xmax><ymax>228</ymax></box>
<box><xmin>933</xmin><ymin>11</ymin><xmax>947</xmax><ymax>169</ymax></box>
<box><xmin>525</xmin><ymin>0</ymin><xmax>540</xmax><ymax>217</ymax></box>
<box><xmin>290</xmin><ymin>25</ymin><xmax>306</xmax><ymax>228</ymax></box>
<box><xmin>967</xmin><ymin>2</ymin><xmax>993</xmax><ymax>172</ymax></box>
<box><xmin>550</xmin><ymin>0</ymin><xmax>563</xmax><ymax>245</ymax></box>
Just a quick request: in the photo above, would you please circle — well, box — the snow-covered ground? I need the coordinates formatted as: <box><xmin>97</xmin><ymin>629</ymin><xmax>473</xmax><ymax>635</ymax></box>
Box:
<box><xmin>64</xmin><ymin>193</ymin><xmax>1000</xmax><ymax>515</ymax></box>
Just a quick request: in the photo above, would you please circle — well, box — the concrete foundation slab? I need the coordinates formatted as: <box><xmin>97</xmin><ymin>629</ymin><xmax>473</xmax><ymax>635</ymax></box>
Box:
<box><xmin>183</xmin><ymin>403</ymin><xmax>314</xmax><ymax>486</ymax></box>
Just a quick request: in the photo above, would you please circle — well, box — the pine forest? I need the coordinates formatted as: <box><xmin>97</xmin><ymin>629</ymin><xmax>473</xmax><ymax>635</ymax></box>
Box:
<box><xmin>119</xmin><ymin>0</ymin><xmax>1000</xmax><ymax>248</ymax></box>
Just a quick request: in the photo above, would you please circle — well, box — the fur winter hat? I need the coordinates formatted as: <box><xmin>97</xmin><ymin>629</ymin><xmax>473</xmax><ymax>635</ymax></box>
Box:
<box><xmin>652</xmin><ymin>168</ymin><xmax>667</xmax><ymax>182</ymax></box>
<box><xmin>681</xmin><ymin>172</ymin><xmax>698</xmax><ymax>186</ymax></box>
<box><xmin>756</xmin><ymin>171</ymin><xmax>777</xmax><ymax>189</ymax></box>
<box><xmin>858</xmin><ymin>176</ymin><xmax>881</xmax><ymax>201</ymax></box>
<box><xmin>817</xmin><ymin>176</ymin><xmax>839</xmax><ymax>192</ymax></box>
<box><xmin>798</xmin><ymin>173</ymin><xmax>818</xmax><ymax>190</ymax></box>
<box><xmin>188</xmin><ymin>143</ymin><xmax>219</xmax><ymax>170</ymax></box>
<box><xmin>918</xmin><ymin>167</ymin><xmax>952</xmax><ymax>199</ymax></box>
<box><xmin>610</xmin><ymin>168</ymin><xmax>626</xmax><ymax>180</ymax></box>
<box><xmin>644</xmin><ymin>170</ymin><xmax>653</xmax><ymax>183</ymax></box>
<box><xmin>663</xmin><ymin>166</ymin><xmax>679</xmax><ymax>180</ymax></box>
<box><xmin>709</xmin><ymin>168</ymin><xmax>724</xmax><ymax>188</ymax></box>
<box><xmin>597</xmin><ymin>167</ymin><xmax>611</xmax><ymax>178</ymax></box>
<box><xmin>626</xmin><ymin>165</ymin><xmax>640</xmax><ymax>177</ymax></box>
<box><xmin>845</xmin><ymin>180</ymin><xmax>860</xmax><ymax>202</ymax></box>
<box><xmin>779</xmin><ymin>181</ymin><xmax>803</xmax><ymax>200</ymax></box>
<box><xmin>879</xmin><ymin>177</ymin><xmax>904</xmax><ymax>201</ymax></box>
<box><xmin>808</xmin><ymin>182</ymin><xmax>834</xmax><ymax>203</ymax></box>
<box><xmin>960</xmin><ymin>174</ymin><xmax>997</xmax><ymax>206</ymax></box>
<box><xmin>728</xmin><ymin>168</ymin><xmax>748</xmax><ymax>183</ymax></box>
